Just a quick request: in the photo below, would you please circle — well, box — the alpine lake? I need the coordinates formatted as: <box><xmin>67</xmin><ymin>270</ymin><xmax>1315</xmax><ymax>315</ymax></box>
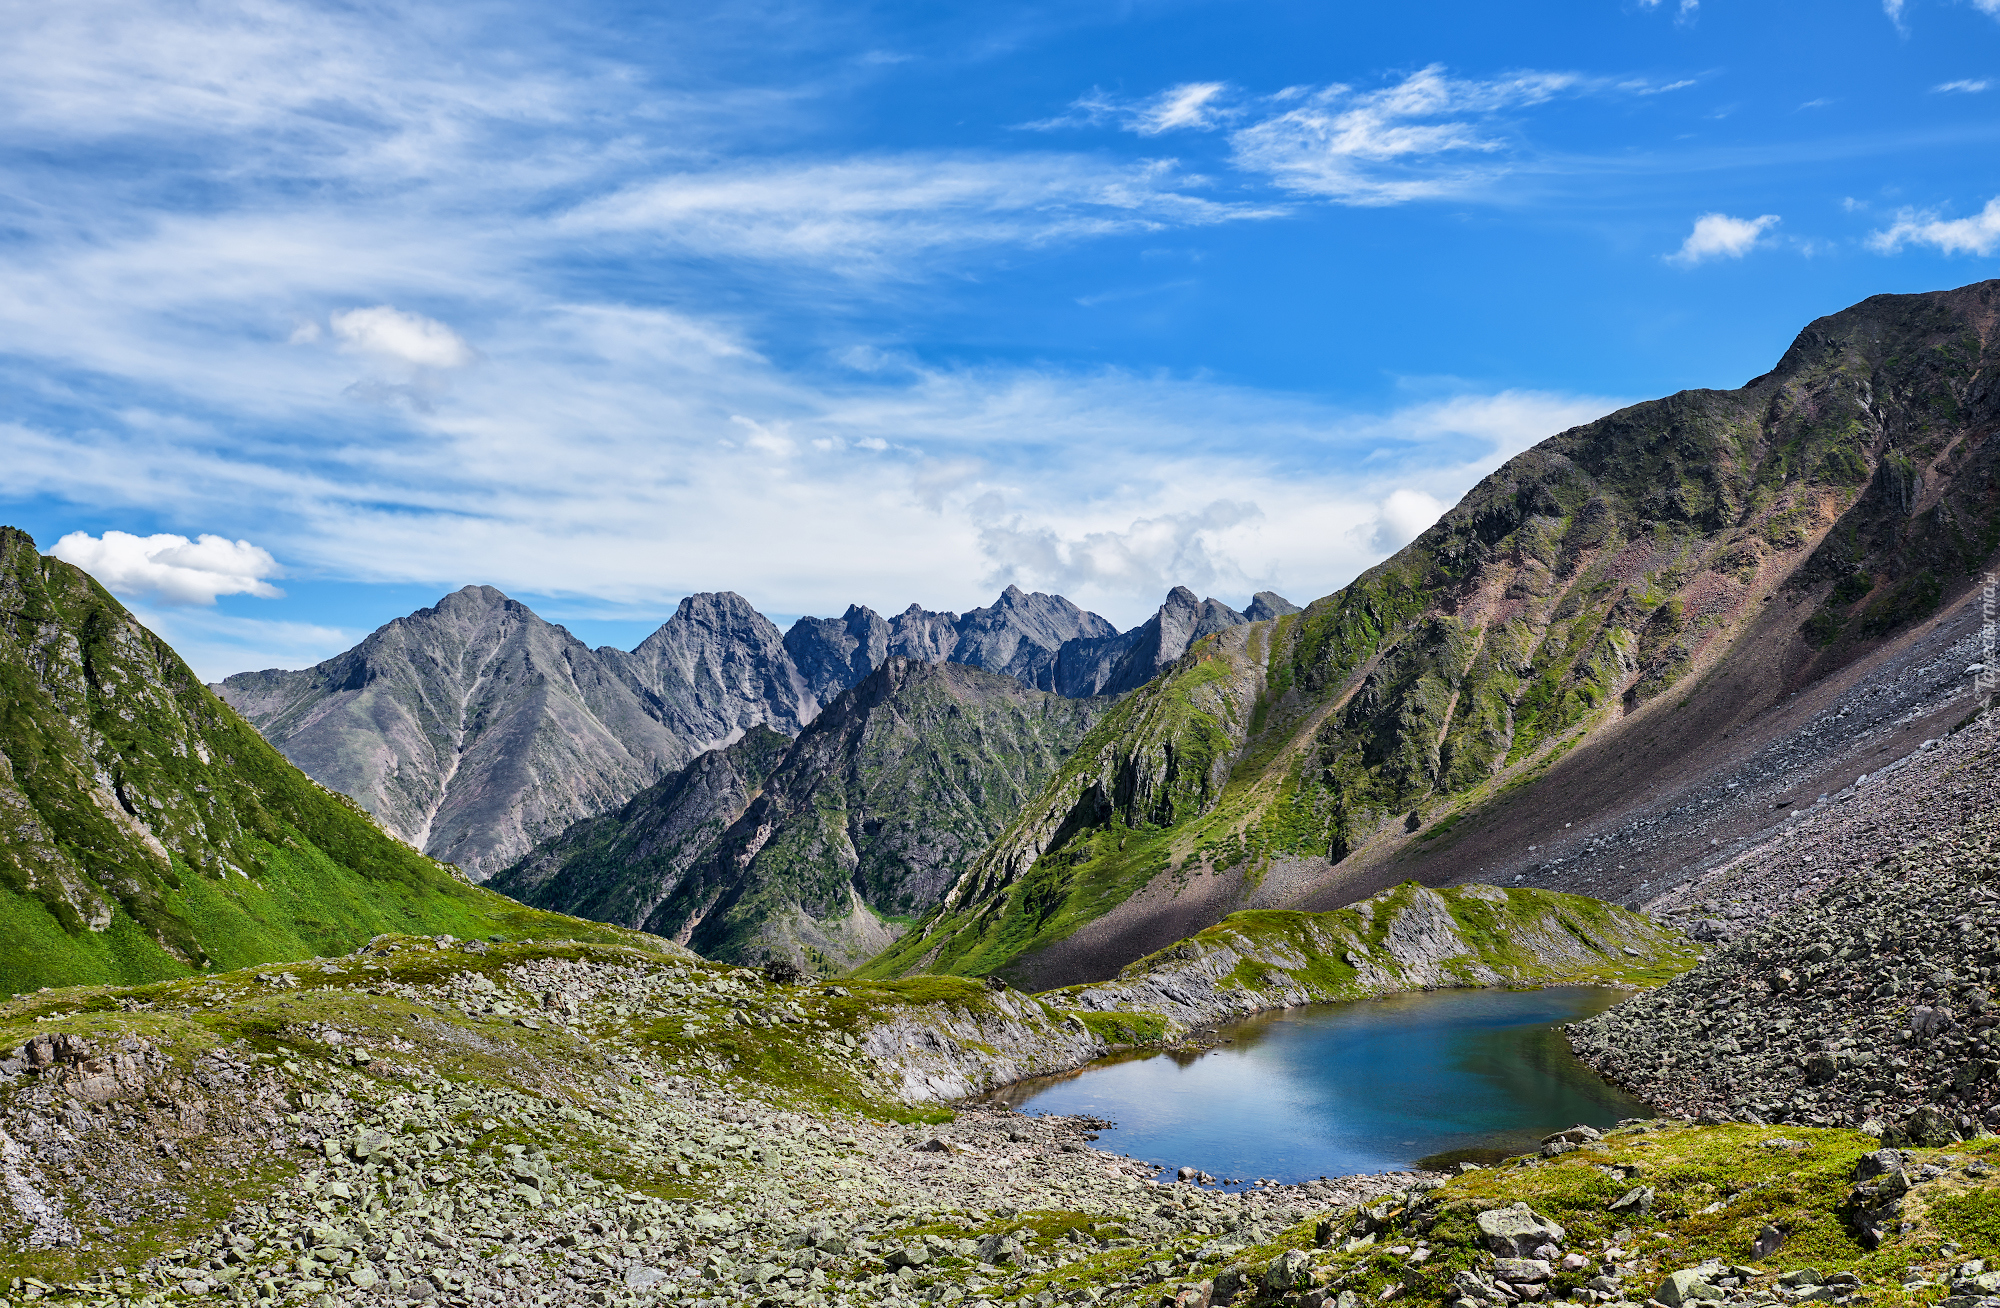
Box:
<box><xmin>985</xmin><ymin>986</ymin><xmax>1649</xmax><ymax>1184</ymax></box>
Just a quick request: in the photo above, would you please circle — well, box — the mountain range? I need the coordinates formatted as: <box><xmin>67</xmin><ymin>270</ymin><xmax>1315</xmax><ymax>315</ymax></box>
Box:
<box><xmin>214</xmin><ymin>582</ymin><xmax>1293</xmax><ymax>878</ymax></box>
<box><xmin>491</xmin><ymin>657</ymin><xmax>1111</xmax><ymax>969</ymax></box>
<box><xmin>11</xmin><ymin>279</ymin><xmax>1994</xmax><ymax>996</ymax></box>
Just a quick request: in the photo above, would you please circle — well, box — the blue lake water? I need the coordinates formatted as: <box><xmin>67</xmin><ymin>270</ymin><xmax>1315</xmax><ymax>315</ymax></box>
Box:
<box><xmin>986</xmin><ymin>986</ymin><xmax>1649</xmax><ymax>1182</ymax></box>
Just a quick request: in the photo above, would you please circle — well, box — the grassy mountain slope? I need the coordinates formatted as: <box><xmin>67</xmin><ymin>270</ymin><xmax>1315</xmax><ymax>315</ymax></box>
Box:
<box><xmin>0</xmin><ymin>528</ymin><xmax>657</xmax><ymax>995</ymax></box>
<box><xmin>864</xmin><ymin>280</ymin><xmax>2000</xmax><ymax>987</ymax></box>
<box><xmin>507</xmin><ymin>658</ymin><xmax>1111</xmax><ymax>973</ymax></box>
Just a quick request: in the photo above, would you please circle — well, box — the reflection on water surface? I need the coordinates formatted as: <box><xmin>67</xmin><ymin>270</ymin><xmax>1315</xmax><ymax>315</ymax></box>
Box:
<box><xmin>986</xmin><ymin>986</ymin><xmax>1648</xmax><ymax>1183</ymax></box>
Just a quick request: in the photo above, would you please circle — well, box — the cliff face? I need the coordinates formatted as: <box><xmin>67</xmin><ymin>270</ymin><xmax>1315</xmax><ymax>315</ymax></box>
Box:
<box><xmin>865</xmin><ymin>281</ymin><xmax>2000</xmax><ymax>987</ymax></box>
<box><xmin>497</xmin><ymin>658</ymin><xmax>1112</xmax><ymax>972</ymax></box>
<box><xmin>0</xmin><ymin>529</ymin><xmax>639</xmax><ymax>994</ymax></box>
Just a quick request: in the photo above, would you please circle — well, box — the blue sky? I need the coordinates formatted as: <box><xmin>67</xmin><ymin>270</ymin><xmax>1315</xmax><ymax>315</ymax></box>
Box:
<box><xmin>5</xmin><ymin>0</ymin><xmax>1999</xmax><ymax>679</ymax></box>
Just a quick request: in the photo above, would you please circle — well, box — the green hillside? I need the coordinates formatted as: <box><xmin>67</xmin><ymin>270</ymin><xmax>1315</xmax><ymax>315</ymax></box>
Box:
<box><xmin>0</xmin><ymin>527</ymin><xmax>658</xmax><ymax>994</ymax></box>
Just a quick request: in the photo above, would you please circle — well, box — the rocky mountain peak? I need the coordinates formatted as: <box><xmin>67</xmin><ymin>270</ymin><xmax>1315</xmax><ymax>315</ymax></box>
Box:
<box><xmin>1244</xmin><ymin>591</ymin><xmax>1302</xmax><ymax>622</ymax></box>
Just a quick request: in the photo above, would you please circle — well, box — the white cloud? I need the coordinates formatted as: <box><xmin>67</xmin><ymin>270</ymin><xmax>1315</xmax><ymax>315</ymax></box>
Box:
<box><xmin>1884</xmin><ymin>0</ymin><xmax>1909</xmax><ymax>31</ymax></box>
<box><xmin>1934</xmin><ymin>79</ymin><xmax>1994</xmax><ymax>93</ymax></box>
<box><xmin>1666</xmin><ymin>212</ymin><xmax>1780</xmax><ymax>266</ymax></box>
<box><xmin>1226</xmin><ymin>65</ymin><xmax>1583</xmax><ymax>204</ymax></box>
<box><xmin>1978</xmin><ymin>0</ymin><xmax>2000</xmax><ymax>17</ymax></box>
<box><xmin>1370</xmin><ymin>489</ymin><xmax>1448</xmax><ymax>553</ymax></box>
<box><xmin>557</xmin><ymin>155</ymin><xmax>1280</xmax><ymax>273</ymax></box>
<box><xmin>48</xmin><ymin>531</ymin><xmax>284</xmax><ymax>606</ymax></box>
<box><xmin>1130</xmin><ymin>82</ymin><xmax>1230</xmax><ymax>134</ymax></box>
<box><xmin>328</xmin><ymin>306</ymin><xmax>477</xmax><ymax>369</ymax></box>
<box><xmin>1030</xmin><ymin>82</ymin><xmax>1234</xmax><ymax>135</ymax></box>
<box><xmin>976</xmin><ymin>500</ymin><xmax>1264</xmax><ymax>601</ymax></box>
<box><xmin>1868</xmin><ymin>198</ymin><xmax>2000</xmax><ymax>255</ymax></box>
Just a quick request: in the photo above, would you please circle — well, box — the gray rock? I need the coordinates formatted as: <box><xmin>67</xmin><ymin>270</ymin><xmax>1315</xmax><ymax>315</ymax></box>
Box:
<box><xmin>1266</xmin><ymin>1249</ymin><xmax>1313</xmax><ymax>1292</ymax></box>
<box><xmin>1476</xmin><ymin>1203</ymin><xmax>1565</xmax><ymax>1257</ymax></box>
<box><xmin>1656</xmin><ymin>1269</ymin><xmax>1725</xmax><ymax>1306</ymax></box>
<box><xmin>1494</xmin><ymin>1259</ymin><xmax>1552</xmax><ymax>1283</ymax></box>
<box><xmin>1608</xmin><ymin>1185</ymin><xmax>1654</xmax><ymax>1215</ymax></box>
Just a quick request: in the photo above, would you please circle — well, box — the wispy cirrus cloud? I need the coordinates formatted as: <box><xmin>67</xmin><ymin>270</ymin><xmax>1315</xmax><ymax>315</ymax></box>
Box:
<box><xmin>1228</xmin><ymin>66</ymin><xmax>1587</xmax><ymax>203</ymax></box>
<box><xmin>1934</xmin><ymin>78</ymin><xmax>1994</xmax><ymax>93</ymax></box>
<box><xmin>1022</xmin><ymin>81</ymin><xmax>1233</xmax><ymax>135</ymax></box>
<box><xmin>1047</xmin><ymin>66</ymin><xmax>1693</xmax><ymax>207</ymax></box>
<box><xmin>1868</xmin><ymin>197</ymin><xmax>2000</xmax><ymax>255</ymax></box>
<box><xmin>556</xmin><ymin>154</ymin><xmax>1282</xmax><ymax>273</ymax></box>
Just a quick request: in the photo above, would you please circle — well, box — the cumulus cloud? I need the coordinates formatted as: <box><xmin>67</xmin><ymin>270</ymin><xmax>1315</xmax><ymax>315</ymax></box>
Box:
<box><xmin>1667</xmin><ymin>212</ymin><xmax>1780</xmax><ymax>266</ymax></box>
<box><xmin>328</xmin><ymin>306</ymin><xmax>477</xmax><ymax>369</ymax></box>
<box><xmin>1868</xmin><ymin>198</ymin><xmax>2000</xmax><ymax>256</ymax></box>
<box><xmin>49</xmin><ymin>531</ymin><xmax>283</xmax><ymax>605</ymax></box>
<box><xmin>1227</xmin><ymin>65</ymin><xmax>1583</xmax><ymax>204</ymax></box>
<box><xmin>976</xmin><ymin>500</ymin><xmax>1264</xmax><ymax>601</ymax></box>
<box><xmin>1370</xmin><ymin>489</ymin><xmax>1448</xmax><ymax>552</ymax></box>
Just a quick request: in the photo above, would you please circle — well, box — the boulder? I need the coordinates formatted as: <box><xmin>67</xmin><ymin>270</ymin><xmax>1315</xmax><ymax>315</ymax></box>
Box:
<box><xmin>1267</xmin><ymin>1249</ymin><xmax>1313</xmax><ymax>1291</ymax></box>
<box><xmin>1493</xmin><ymin>1260</ymin><xmax>1552</xmax><ymax>1284</ymax></box>
<box><xmin>1656</xmin><ymin>1269</ymin><xmax>1725</xmax><ymax>1306</ymax></box>
<box><xmin>1607</xmin><ymin>1185</ymin><xmax>1654</xmax><ymax>1215</ymax></box>
<box><xmin>1476</xmin><ymin>1203</ymin><xmax>1565</xmax><ymax>1257</ymax></box>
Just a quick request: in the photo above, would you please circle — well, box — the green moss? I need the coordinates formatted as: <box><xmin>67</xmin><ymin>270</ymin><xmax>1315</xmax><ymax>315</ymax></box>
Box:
<box><xmin>1072</xmin><ymin>1010</ymin><xmax>1168</xmax><ymax>1045</ymax></box>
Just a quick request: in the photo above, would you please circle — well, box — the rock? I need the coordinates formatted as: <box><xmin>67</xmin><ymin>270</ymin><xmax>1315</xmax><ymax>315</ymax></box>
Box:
<box><xmin>1607</xmin><ymin>1186</ymin><xmax>1654</xmax><ymax>1215</ymax></box>
<box><xmin>1211</xmin><ymin>1266</ymin><xmax>1252</xmax><ymax>1304</ymax></box>
<box><xmin>1899</xmin><ymin>1106</ymin><xmax>1963</xmax><ymax>1147</ymax></box>
<box><xmin>625</xmin><ymin>1265</ymin><xmax>669</xmax><ymax>1290</ymax></box>
<box><xmin>1752</xmin><ymin>1224</ymin><xmax>1785</xmax><ymax>1258</ymax></box>
<box><xmin>1778</xmin><ymin>1270</ymin><xmax>1822</xmax><ymax>1288</ymax></box>
<box><xmin>1541</xmin><ymin>1125</ymin><xmax>1603</xmax><ymax>1145</ymax></box>
<box><xmin>1266</xmin><ymin>1250</ymin><xmax>1313</xmax><ymax>1292</ymax></box>
<box><xmin>1855</xmin><ymin>1149</ymin><xmax>1906</xmax><ymax>1180</ymax></box>
<box><xmin>1494</xmin><ymin>1259</ymin><xmax>1552</xmax><ymax>1284</ymax></box>
<box><xmin>886</xmin><ymin>1245</ymin><xmax>930</xmax><ymax>1269</ymax></box>
<box><xmin>1476</xmin><ymin>1203</ymin><xmax>1565</xmax><ymax>1257</ymax></box>
<box><xmin>1656</xmin><ymin>1269</ymin><xmax>1725</xmax><ymax>1305</ymax></box>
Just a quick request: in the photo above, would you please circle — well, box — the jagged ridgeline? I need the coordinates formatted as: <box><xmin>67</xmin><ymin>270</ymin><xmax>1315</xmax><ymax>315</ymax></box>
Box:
<box><xmin>493</xmin><ymin>658</ymin><xmax>1111</xmax><ymax>972</ymax></box>
<box><xmin>0</xmin><ymin>528</ymin><xmax>649</xmax><ymax>994</ymax></box>
<box><xmin>864</xmin><ymin>280</ymin><xmax>2000</xmax><ymax>987</ymax></box>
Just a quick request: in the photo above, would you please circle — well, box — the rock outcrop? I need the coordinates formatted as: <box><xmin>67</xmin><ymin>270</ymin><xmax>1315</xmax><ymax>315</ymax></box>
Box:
<box><xmin>1045</xmin><ymin>882</ymin><xmax>1686</xmax><ymax>1038</ymax></box>
<box><xmin>486</xmin><ymin>725</ymin><xmax>794</xmax><ymax>930</ymax></box>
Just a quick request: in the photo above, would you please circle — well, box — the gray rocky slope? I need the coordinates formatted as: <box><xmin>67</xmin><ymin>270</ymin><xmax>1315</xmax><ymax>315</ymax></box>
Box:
<box><xmin>217</xmin><ymin>583</ymin><xmax>1286</xmax><ymax>882</ymax></box>
<box><xmin>1570</xmin><ymin>706</ymin><xmax>2000</xmax><ymax>1139</ymax></box>
<box><xmin>494</xmin><ymin>659</ymin><xmax>1113</xmax><ymax>972</ymax></box>
<box><xmin>485</xmin><ymin>726</ymin><xmax>795</xmax><ymax>934</ymax></box>
<box><xmin>214</xmin><ymin>588</ymin><xmax>811</xmax><ymax>881</ymax></box>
